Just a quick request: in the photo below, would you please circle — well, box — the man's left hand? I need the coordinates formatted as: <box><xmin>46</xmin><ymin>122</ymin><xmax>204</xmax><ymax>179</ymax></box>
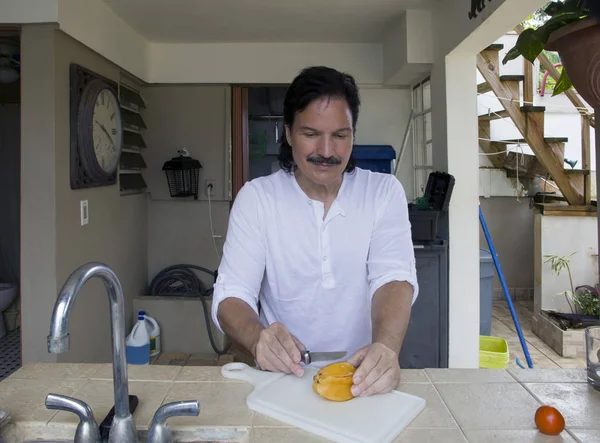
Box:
<box><xmin>346</xmin><ymin>342</ymin><xmax>400</xmax><ymax>397</ymax></box>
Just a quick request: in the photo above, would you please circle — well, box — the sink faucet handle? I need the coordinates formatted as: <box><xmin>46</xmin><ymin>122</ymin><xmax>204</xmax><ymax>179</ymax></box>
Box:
<box><xmin>45</xmin><ymin>393</ymin><xmax>102</xmax><ymax>443</ymax></box>
<box><xmin>147</xmin><ymin>400</ymin><xmax>200</xmax><ymax>443</ymax></box>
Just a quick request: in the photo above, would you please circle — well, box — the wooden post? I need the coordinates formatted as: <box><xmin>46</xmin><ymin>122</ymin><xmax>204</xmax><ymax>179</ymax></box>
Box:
<box><xmin>523</xmin><ymin>58</ymin><xmax>534</xmax><ymax>106</ymax></box>
<box><xmin>582</xmin><ymin>116</ymin><xmax>592</xmax><ymax>205</ymax></box>
<box><xmin>596</xmin><ymin>110</ymin><xmax>600</xmax><ymax>282</ymax></box>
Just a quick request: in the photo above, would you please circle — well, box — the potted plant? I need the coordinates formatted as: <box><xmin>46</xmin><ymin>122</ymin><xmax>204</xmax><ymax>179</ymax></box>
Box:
<box><xmin>502</xmin><ymin>0</ymin><xmax>600</xmax><ymax>108</ymax></box>
<box><xmin>543</xmin><ymin>252</ymin><xmax>600</xmax><ymax>330</ymax></box>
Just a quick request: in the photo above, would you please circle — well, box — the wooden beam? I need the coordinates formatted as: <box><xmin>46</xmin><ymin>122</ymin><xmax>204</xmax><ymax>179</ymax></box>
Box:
<box><xmin>478</xmin><ymin>82</ymin><xmax>492</xmax><ymax>94</ymax></box>
<box><xmin>515</xmin><ymin>24</ymin><xmax>595</xmax><ymax>129</ymax></box>
<box><xmin>535</xmin><ymin>203</ymin><xmax>597</xmax><ymax>217</ymax></box>
<box><xmin>582</xmin><ymin>116</ymin><xmax>592</xmax><ymax>205</ymax></box>
<box><xmin>504</xmin><ymin>152</ymin><xmax>547</xmax><ymax>178</ymax></box>
<box><xmin>231</xmin><ymin>86</ymin><xmax>249</xmax><ymax>201</ymax></box>
<box><xmin>477</xmin><ymin>52</ymin><xmax>583</xmax><ymax>205</ymax></box>
<box><xmin>523</xmin><ymin>57</ymin><xmax>534</xmax><ymax>106</ymax></box>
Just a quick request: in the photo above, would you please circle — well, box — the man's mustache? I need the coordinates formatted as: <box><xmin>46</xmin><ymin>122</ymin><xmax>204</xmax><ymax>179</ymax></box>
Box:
<box><xmin>307</xmin><ymin>155</ymin><xmax>342</xmax><ymax>165</ymax></box>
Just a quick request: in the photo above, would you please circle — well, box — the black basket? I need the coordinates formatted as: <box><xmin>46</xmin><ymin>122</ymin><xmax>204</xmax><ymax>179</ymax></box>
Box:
<box><xmin>162</xmin><ymin>153</ymin><xmax>202</xmax><ymax>200</ymax></box>
<box><xmin>423</xmin><ymin>171</ymin><xmax>455</xmax><ymax>211</ymax></box>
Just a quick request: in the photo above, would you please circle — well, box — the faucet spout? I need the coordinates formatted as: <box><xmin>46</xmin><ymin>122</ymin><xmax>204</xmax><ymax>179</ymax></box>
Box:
<box><xmin>48</xmin><ymin>262</ymin><xmax>138</xmax><ymax>443</ymax></box>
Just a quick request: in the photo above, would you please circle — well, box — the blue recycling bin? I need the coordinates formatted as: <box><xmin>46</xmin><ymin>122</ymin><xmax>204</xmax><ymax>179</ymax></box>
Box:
<box><xmin>352</xmin><ymin>145</ymin><xmax>396</xmax><ymax>173</ymax></box>
<box><xmin>480</xmin><ymin>249</ymin><xmax>494</xmax><ymax>336</ymax></box>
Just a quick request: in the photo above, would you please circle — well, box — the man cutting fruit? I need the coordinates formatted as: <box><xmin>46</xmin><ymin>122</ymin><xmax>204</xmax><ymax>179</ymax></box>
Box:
<box><xmin>211</xmin><ymin>66</ymin><xmax>418</xmax><ymax>398</ymax></box>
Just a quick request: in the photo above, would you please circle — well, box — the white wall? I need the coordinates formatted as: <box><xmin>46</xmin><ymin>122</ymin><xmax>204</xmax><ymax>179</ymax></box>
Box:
<box><xmin>0</xmin><ymin>0</ymin><xmax>58</xmax><ymax>23</ymax></box>
<box><xmin>356</xmin><ymin>87</ymin><xmax>415</xmax><ymax>199</ymax></box>
<box><xmin>535</xmin><ymin>214</ymin><xmax>598</xmax><ymax>313</ymax></box>
<box><xmin>147</xmin><ymin>43</ymin><xmax>383</xmax><ymax>85</ymax></box>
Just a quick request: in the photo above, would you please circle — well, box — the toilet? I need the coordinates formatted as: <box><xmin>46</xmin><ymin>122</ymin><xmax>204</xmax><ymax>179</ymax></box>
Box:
<box><xmin>0</xmin><ymin>283</ymin><xmax>18</xmax><ymax>339</ymax></box>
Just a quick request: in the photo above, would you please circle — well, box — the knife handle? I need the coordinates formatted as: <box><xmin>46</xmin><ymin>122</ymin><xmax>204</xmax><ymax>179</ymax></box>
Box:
<box><xmin>300</xmin><ymin>350</ymin><xmax>312</xmax><ymax>365</ymax></box>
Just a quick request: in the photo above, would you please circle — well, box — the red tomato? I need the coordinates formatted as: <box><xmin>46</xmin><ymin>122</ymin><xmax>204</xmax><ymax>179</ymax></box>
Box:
<box><xmin>535</xmin><ymin>405</ymin><xmax>565</xmax><ymax>436</ymax></box>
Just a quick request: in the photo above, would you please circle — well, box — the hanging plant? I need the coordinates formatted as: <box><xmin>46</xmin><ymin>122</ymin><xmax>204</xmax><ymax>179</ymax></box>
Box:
<box><xmin>502</xmin><ymin>0</ymin><xmax>596</xmax><ymax>98</ymax></box>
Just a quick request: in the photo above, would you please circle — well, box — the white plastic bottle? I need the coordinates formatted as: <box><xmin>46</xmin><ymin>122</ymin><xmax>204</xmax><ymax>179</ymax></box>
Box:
<box><xmin>139</xmin><ymin>311</ymin><xmax>161</xmax><ymax>357</ymax></box>
<box><xmin>126</xmin><ymin>314</ymin><xmax>150</xmax><ymax>365</ymax></box>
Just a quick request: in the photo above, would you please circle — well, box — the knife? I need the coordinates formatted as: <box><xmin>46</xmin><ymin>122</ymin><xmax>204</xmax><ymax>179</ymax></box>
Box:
<box><xmin>300</xmin><ymin>350</ymin><xmax>347</xmax><ymax>365</ymax></box>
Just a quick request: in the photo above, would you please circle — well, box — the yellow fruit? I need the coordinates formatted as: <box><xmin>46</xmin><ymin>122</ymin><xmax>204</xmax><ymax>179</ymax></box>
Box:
<box><xmin>312</xmin><ymin>362</ymin><xmax>357</xmax><ymax>402</ymax></box>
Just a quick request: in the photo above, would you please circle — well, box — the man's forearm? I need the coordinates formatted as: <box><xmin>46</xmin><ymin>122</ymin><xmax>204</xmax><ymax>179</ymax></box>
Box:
<box><xmin>217</xmin><ymin>298</ymin><xmax>264</xmax><ymax>357</ymax></box>
<box><xmin>371</xmin><ymin>281</ymin><xmax>414</xmax><ymax>355</ymax></box>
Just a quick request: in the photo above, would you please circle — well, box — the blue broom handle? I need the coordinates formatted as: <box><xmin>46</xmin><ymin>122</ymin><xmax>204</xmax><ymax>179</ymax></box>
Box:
<box><xmin>479</xmin><ymin>206</ymin><xmax>534</xmax><ymax>368</ymax></box>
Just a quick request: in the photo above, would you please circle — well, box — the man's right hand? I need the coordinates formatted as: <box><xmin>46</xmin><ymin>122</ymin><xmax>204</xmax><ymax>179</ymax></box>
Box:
<box><xmin>252</xmin><ymin>322</ymin><xmax>305</xmax><ymax>377</ymax></box>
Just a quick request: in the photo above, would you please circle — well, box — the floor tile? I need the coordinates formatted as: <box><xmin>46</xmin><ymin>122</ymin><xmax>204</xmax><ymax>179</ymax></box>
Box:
<box><xmin>249</xmin><ymin>428</ymin><xmax>329</xmax><ymax>442</ymax></box>
<box><xmin>394</xmin><ymin>429</ymin><xmax>467</xmax><ymax>442</ymax></box>
<box><xmin>425</xmin><ymin>368</ymin><xmax>515</xmax><ymax>383</ymax></box>
<box><xmin>8</xmin><ymin>362</ymin><xmax>103</xmax><ymax>380</ymax></box>
<box><xmin>175</xmin><ymin>366</ymin><xmax>240</xmax><ymax>383</ymax></box>
<box><xmin>464</xmin><ymin>429</ymin><xmax>576</xmax><ymax>442</ymax></box>
<box><xmin>0</xmin><ymin>327</ymin><xmax>21</xmax><ymax>381</ymax></box>
<box><xmin>508</xmin><ymin>369</ymin><xmax>587</xmax><ymax>384</ymax></box>
<box><xmin>0</xmin><ymin>378</ymin><xmax>86</xmax><ymax>424</ymax></box>
<box><xmin>524</xmin><ymin>383</ymin><xmax>600</xmax><ymax>429</ymax></box>
<box><xmin>160</xmin><ymin>382</ymin><xmax>254</xmax><ymax>428</ymax></box>
<box><xmin>569</xmin><ymin>430</ymin><xmax>600</xmax><ymax>442</ymax></box>
<box><xmin>252</xmin><ymin>412</ymin><xmax>294</xmax><ymax>428</ymax></box>
<box><xmin>396</xmin><ymin>383</ymin><xmax>458</xmax><ymax>429</ymax></box>
<box><xmin>436</xmin><ymin>383</ymin><xmax>541</xmax><ymax>430</ymax></box>
<box><xmin>92</xmin><ymin>364</ymin><xmax>181</xmax><ymax>382</ymax></box>
<box><xmin>398</xmin><ymin>369</ymin><xmax>429</xmax><ymax>383</ymax></box>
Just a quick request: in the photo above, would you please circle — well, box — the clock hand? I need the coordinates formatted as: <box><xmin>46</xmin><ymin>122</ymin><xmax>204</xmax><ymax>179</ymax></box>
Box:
<box><xmin>95</xmin><ymin>120</ymin><xmax>115</xmax><ymax>145</ymax></box>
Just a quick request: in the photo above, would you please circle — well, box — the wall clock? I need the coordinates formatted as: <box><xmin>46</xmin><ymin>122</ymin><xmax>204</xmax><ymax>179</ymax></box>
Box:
<box><xmin>70</xmin><ymin>64</ymin><xmax>124</xmax><ymax>189</ymax></box>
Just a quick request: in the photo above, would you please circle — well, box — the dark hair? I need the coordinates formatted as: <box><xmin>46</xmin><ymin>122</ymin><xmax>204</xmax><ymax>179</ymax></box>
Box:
<box><xmin>278</xmin><ymin>66</ymin><xmax>360</xmax><ymax>173</ymax></box>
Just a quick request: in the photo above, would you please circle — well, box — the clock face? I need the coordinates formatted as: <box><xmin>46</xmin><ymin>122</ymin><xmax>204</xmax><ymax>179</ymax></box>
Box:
<box><xmin>92</xmin><ymin>88</ymin><xmax>122</xmax><ymax>174</ymax></box>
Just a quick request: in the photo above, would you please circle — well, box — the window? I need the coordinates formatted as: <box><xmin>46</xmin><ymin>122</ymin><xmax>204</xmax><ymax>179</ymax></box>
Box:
<box><xmin>412</xmin><ymin>77</ymin><xmax>433</xmax><ymax>198</ymax></box>
<box><xmin>118</xmin><ymin>76</ymin><xmax>148</xmax><ymax>195</ymax></box>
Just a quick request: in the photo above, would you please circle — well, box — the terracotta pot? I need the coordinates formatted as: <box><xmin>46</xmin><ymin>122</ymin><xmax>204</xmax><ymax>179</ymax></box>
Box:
<box><xmin>545</xmin><ymin>17</ymin><xmax>600</xmax><ymax>109</ymax></box>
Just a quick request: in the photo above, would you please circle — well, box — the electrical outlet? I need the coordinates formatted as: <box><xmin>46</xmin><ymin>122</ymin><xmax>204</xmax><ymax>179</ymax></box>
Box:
<box><xmin>80</xmin><ymin>200</ymin><xmax>89</xmax><ymax>226</ymax></box>
<box><xmin>205</xmin><ymin>179</ymin><xmax>216</xmax><ymax>197</ymax></box>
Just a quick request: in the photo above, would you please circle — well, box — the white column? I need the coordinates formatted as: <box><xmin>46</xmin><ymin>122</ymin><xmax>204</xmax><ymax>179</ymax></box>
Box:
<box><xmin>432</xmin><ymin>53</ymin><xmax>481</xmax><ymax>368</ymax></box>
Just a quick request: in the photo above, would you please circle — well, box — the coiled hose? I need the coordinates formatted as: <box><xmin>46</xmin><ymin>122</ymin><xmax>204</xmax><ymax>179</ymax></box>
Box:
<box><xmin>147</xmin><ymin>264</ymin><xmax>231</xmax><ymax>355</ymax></box>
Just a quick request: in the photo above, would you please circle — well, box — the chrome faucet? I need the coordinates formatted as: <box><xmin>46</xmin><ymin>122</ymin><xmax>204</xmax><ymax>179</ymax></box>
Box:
<box><xmin>146</xmin><ymin>400</ymin><xmax>200</xmax><ymax>443</ymax></box>
<box><xmin>45</xmin><ymin>394</ymin><xmax>101</xmax><ymax>443</ymax></box>
<box><xmin>47</xmin><ymin>262</ymin><xmax>139</xmax><ymax>443</ymax></box>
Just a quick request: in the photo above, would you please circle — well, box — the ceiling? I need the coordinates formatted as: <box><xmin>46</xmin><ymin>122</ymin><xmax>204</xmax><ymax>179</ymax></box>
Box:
<box><xmin>102</xmin><ymin>0</ymin><xmax>431</xmax><ymax>43</ymax></box>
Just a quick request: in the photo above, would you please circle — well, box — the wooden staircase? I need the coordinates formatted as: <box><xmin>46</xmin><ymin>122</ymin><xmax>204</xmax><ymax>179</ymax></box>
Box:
<box><xmin>476</xmin><ymin>43</ymin><xmax>594</xmax><ymax>207</ymax></box>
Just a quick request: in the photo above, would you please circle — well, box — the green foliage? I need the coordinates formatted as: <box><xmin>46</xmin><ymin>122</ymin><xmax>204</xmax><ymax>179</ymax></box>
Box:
<box><xmin>544</xmin><ymin>252</ymin><xmax>577</xmax><ymax>313</ymax></box>
<box><xmin>503</xmin><ymin>0</ymin><xmax>590</xmax><ymax>66</ymax></box>
<box><xmin>573</xmin><ymin>287</ymin><xmax>600</xmax><ymax>316</ymax></box>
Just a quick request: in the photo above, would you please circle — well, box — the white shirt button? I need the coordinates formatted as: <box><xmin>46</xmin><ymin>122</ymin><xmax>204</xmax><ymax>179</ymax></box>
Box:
<box><xmin>323</xmin><ymin>256</ymin><xmax>327</xmax><ymax>261</ymax></box>
<box><xmin>308</xmin><ymin>201</ymin><xmax>312</xmax><ymax>205</ymax></box>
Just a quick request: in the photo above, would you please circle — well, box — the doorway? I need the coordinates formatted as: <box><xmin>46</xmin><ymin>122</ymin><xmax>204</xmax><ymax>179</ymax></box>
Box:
<box><xmin>0</xmin><ymin>29</ymin><xmax>21</xmax><ymax>380</ymax></box>
<box><xmin>231</xmin><ymin>85</ymin><xmax>288</xmax><ymax>199</ymax></box>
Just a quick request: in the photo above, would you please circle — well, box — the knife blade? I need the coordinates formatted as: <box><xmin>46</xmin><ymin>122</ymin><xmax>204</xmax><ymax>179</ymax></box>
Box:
<box><xmin>300</xmin><ymin>350</ymin><xmax>347</xmax><ymax>364</ymax></box>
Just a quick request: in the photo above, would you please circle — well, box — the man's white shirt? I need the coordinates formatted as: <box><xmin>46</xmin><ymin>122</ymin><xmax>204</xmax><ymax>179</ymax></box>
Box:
<box><xmin>211</xmin><ymin>167</ymin><xmax>419</xmax><ymax>367</ymax></box>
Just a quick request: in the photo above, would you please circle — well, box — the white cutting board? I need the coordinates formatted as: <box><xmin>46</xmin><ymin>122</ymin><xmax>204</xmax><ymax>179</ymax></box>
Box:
<box><xmin>221</xmin><ymin>362</ymin><xmax>426</xmax><ymax>443</ymax></box>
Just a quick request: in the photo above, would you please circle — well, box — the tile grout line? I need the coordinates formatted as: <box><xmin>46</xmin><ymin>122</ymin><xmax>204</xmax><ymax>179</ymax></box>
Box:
<box><xmin>514</xmin><ymin>380</ymin><xmax>582</xmax><ymax>443</ymax></box>
<box><xmin>423</xmin><ymin>372</ymin><xmax>470</xmax><ymax>442</ymax></box>
<box><xmin>494</xmin><ymin>310</ymin><xmax>566</xmax><ymax>369</ymax></box>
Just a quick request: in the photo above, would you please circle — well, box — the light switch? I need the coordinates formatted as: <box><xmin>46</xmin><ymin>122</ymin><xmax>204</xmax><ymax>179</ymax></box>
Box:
<box><xmin>80</xmin><ymin>200</ymin><xmax>89</xmax><ymax>226</ymax></box>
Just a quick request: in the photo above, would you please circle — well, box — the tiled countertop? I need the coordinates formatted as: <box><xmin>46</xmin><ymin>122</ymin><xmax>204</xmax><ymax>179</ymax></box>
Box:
<box><xmin>0</xmin><ymin>363</ymin><xmax>598</xmax><ymax>442</ymax></box>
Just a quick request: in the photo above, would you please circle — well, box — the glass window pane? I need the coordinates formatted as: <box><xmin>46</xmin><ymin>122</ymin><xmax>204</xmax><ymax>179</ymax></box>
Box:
<box><xmin>416</xmin><ymin>169</ymin><xmax>427</xmax><ymax>197</ymax></box>
<box><xmin>424</xmin><ymin>112</ymin><xmax>432</xmax><ymax>143</ymax></box>
<box><xmin>426</xmin><ymin>142</ymin><xmax>433</xmax><ymax>165</ymax></box>
<box><xmin>414</xmin><ymin>116</ymin><xmax>424</xmax><ymax>166</ymax></box>
<box><xmin>413</xmin><ymin>86</ymin><xmax>423</xmax><ymax>113</ymax></box>
<box><xmin>423</xmin><ymin>81</ymin><xmax>431</xmax><ymax>110</ymax></box>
